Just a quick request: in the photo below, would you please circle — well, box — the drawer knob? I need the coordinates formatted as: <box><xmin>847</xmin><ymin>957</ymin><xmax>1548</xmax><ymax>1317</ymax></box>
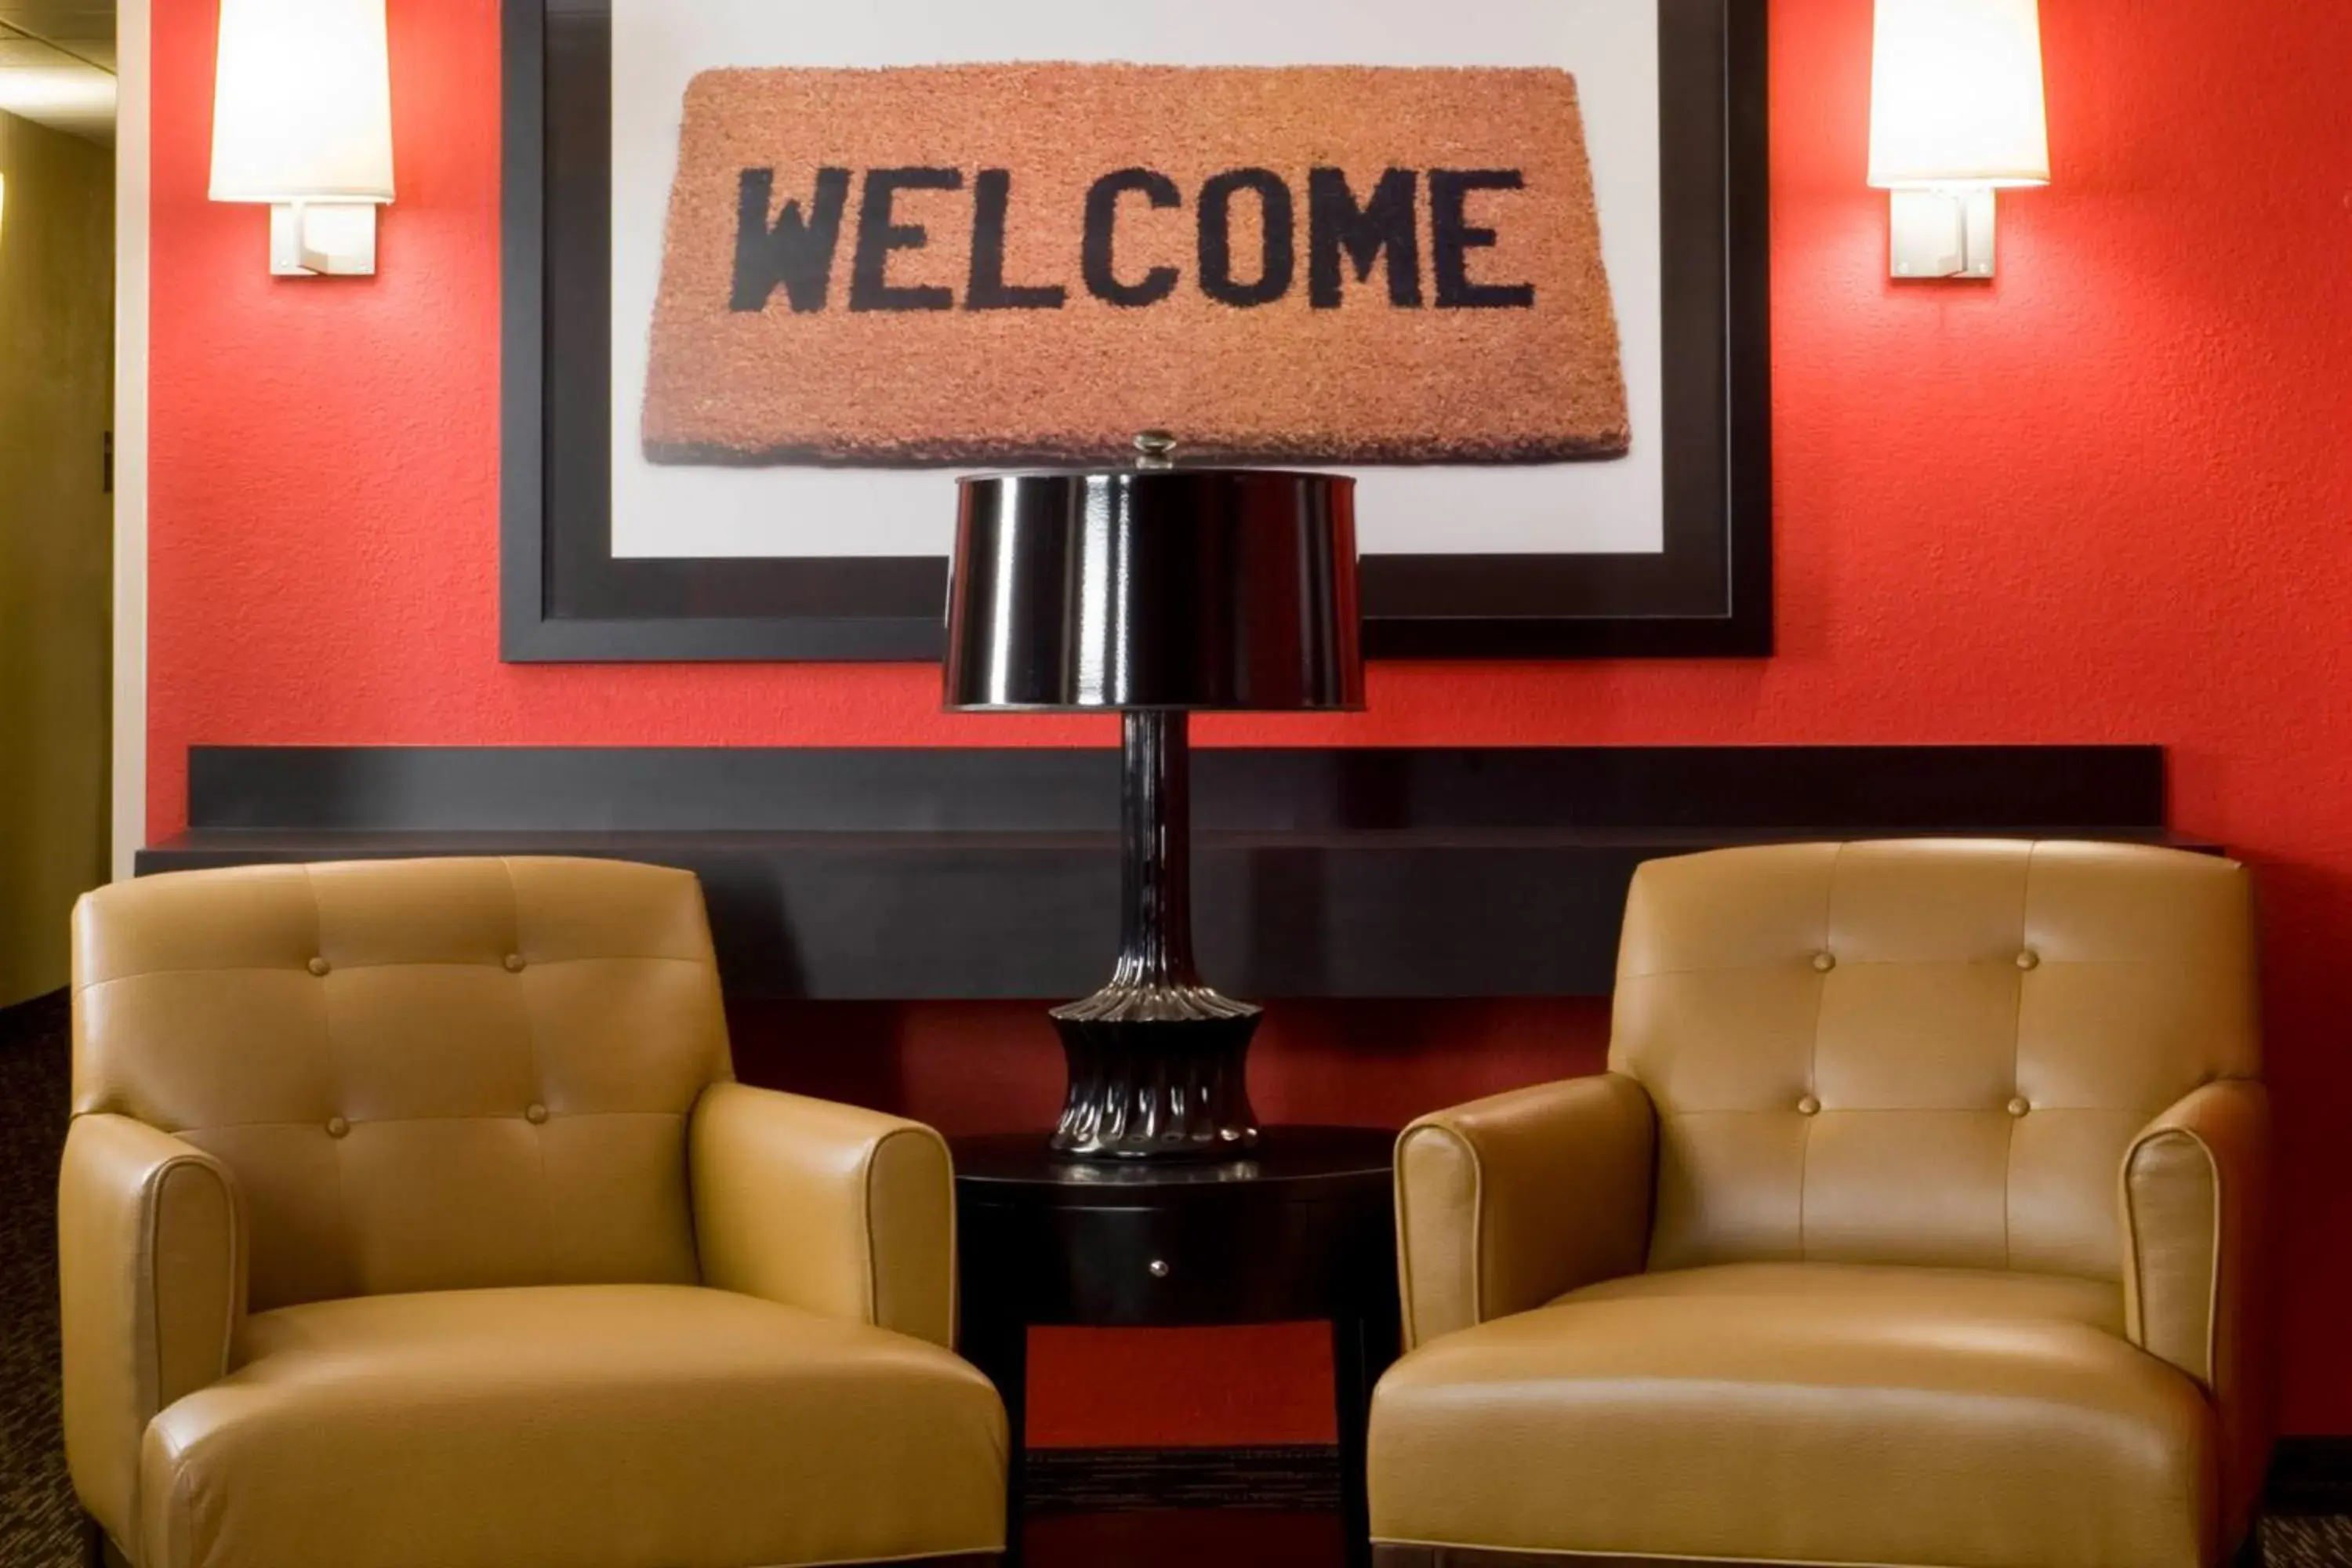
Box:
<box><xmin>1147</xmin><ymin>1259</ymin><xmax>1171</xmax><ymax>1279</ymax></box>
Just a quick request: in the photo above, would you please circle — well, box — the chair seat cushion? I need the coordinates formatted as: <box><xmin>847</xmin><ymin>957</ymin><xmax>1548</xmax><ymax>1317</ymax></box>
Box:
<box><xmin>1368</xmin><ymin>1262</ymin><xmax>2216</xmax><ymax>1568</ymax></box>
<box><xmin>140</xmin><ymin>1284</ymin><xmax>1007</xmax><ymax>1568</ymax></box>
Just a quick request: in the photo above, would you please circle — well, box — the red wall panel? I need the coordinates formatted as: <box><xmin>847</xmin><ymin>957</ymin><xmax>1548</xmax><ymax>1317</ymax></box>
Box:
<box><xmin>151</xmin><ymin>0</ymin><xmax>2352</xmax><ymax>1441</ymax></box>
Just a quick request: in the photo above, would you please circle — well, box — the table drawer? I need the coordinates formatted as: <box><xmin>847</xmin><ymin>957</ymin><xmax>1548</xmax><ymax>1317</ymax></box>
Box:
<box><xmin>962</xmin><ymin>1192</ymin><xmax>1392</xmax><ymax>1327</ymax></box>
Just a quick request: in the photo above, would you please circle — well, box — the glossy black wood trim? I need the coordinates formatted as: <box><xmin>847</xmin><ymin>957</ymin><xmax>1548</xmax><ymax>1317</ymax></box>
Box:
<box><xmin>955</xmin><ymin>1126</ymin><xmax>1398</xmax><ymax>1196</ymax></box>
<box><xmin>185</xmin><ymin>746</ymin><xmax>2169</xmax><ymax>835</ymax></box>
<box><xmin>155</xmin><ymin>746</ymin><xmax>2187</xmax><ymax>1000</ymax></box>
<box><xmin>500</xmin><ymin>0</ymin><xmax>1773</xmax><ymax>662</ymax></box>
<box><xmin>135</xmin><ymin>829</ymin><xmax>1617</xmax><ymax>998</ymax></box>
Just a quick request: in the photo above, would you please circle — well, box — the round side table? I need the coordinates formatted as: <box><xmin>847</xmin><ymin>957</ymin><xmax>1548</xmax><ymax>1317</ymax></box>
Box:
<box><xmin>952</xmin><ymin>1127</ymin><xmax>1402</xmax><ymax>1568</ymax></box>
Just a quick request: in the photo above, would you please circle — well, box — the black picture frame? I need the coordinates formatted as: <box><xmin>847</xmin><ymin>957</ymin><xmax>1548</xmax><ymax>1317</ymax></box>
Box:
<box><xmin>502</xmin><ymin>0</ymin><xmax>1771</xmax><ymax>662</ymax></box>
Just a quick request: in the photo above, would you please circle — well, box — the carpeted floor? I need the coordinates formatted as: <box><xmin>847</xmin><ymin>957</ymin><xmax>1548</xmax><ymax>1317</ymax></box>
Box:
<box><xmin>2</xmin><ymin>993</ymin><xmax>77</xmax><ymax>1567</ymax></box>
<box><xmin>2290</xmin><ymin>1520</ymin><xmax>2352</xmax><ymax>1568</ymax></box>
<box><xmin>4</xmin><ymin>990</ymin><xmax>2350</xmax><ymax>1566</ymax></box>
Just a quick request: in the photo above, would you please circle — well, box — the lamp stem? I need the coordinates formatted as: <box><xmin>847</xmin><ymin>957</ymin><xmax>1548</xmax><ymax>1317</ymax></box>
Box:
<box><xmin>1047</xmin><ymin>709</ymin><xmax>1261</xmax><ymax>1158</ymax></box>
<box><xmin>1115</xmin><ymin>710</ymin><xmax>1198</xmax><ymax>989</ymax></box>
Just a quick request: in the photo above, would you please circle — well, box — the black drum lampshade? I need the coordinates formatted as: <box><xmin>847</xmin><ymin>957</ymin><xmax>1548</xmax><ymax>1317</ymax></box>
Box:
<box><xmin>944</xmin><ymin>436</ymin><xmax>1364</xmax><ymax>1160</ymax></box>
<box><xmin>945</xmin><ymin>463</ymin><xmax>1363</xmax><ymax>713</ymax></box>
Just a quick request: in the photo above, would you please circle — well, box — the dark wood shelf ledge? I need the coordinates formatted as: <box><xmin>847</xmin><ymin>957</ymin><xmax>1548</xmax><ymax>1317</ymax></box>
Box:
<box><xmin>142</xmin><ymin>746</ymin><xmax>2199</xmax><ymax>1001</ymax></box>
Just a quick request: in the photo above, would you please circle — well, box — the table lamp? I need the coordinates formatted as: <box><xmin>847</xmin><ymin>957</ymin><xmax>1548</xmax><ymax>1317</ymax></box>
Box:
<box><xmin>946</xmin><ymin>434</ymin><xmax>1364</xmax><ymax>1160</ymax></box>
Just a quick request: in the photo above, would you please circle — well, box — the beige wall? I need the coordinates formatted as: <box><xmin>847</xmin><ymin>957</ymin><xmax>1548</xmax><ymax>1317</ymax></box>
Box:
<box><xmin>0</xmin><ymin>110</ymin><xmax>114</xmax><ymax>1008</ymax></box>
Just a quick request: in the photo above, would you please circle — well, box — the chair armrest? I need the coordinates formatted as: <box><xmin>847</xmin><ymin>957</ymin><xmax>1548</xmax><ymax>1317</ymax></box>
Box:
<box><xmin>688</xmin><ymin>1083</ymin><xmax>957</xmax><ymax>1348</ymax></box>
<box><xmin>1394</xmin><ymin>1073</ymin><xmax>1656</xmax><ymax>1350</ymax></box>
<box><xmin>2122</xmin><ymin>1078</ymin><xmax>2273</xmax><ymax>1548</ymax></box>
<box><xmin>59</xmin><ymin>1113</ymin><xmax>245</xmax><ymax>1551</ymax></box>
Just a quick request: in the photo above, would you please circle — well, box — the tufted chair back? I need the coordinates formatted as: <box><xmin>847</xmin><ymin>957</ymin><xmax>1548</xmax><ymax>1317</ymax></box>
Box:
<box><xmin>71</xmin><ymin>858</ymin><xmax>734</xmax><ymax>1311</ymax></box>
<box><xmin>1610</xmin><ymin>840</ymin><xmax>2259</xmax><ymax>1279</ymax></box>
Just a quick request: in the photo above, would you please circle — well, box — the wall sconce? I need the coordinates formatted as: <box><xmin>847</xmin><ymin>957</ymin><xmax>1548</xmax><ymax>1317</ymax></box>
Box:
<box><xmin>209</xmin><ymin>0</ymin><xmax>394</xmax><ymax>277</ymax></box>
<box><xmin>1868</xmin><ymin>0</ymin><xmax>2049</xmax><ymax>280</ymax></box>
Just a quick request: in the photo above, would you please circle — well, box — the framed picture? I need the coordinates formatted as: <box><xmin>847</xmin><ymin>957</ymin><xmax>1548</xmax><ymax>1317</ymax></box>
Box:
<box><xmin>502</xmin><ymin>0</ymin><xmax>1769</xmax><ymax>662</ymax></box>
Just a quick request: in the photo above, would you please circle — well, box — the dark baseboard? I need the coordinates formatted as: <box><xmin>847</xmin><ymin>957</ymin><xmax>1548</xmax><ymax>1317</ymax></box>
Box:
<box><xmin>1030</xmin><ymin>1440</ymin><xmax>2347</xmax><ymax>1518</ymax></box>
<box><xmin>1026</xmin><ymin>1446</ymin><xmax>1340</xmax><ymax>1514</ymax></box>
<box><xmin>2267</xmin><ymin>1438</ymin><xmax>2352</xmax><ymax>1515</ymax></box>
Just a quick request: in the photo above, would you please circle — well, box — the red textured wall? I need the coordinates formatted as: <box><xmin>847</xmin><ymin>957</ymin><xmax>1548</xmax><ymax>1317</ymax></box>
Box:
<box><xmin>150</xmin><ymin>0</ymin><xmax>2352</xmax><ymax>1441</ymax></box>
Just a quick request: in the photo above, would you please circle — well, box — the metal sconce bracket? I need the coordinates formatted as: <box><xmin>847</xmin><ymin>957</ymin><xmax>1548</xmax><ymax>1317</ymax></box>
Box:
<box><xmin>1889</xmin><ymin>187</ymin><xmax>1998</xmax><ymax>281</ymax></box>
<box><xmin>268</xmin><ymin>201</ymin><xmax>380</xmax><ymax>277</ymax></box>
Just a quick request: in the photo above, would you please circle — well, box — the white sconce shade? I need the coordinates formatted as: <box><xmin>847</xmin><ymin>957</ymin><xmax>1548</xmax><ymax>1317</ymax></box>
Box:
<box><xmin>1868</xmin><ymin>0</ymin><xmax>2048</xmax><ymax>280</ymax></box>
<box><xmin>210</xmin><ymin>0</ymin><xmax>394</xmax><ymax>276</ymax></box>
<box><xmin>1868</xmin><ymin>0</ymin><xmax>2049</xmax><ymax>189</ymax></box>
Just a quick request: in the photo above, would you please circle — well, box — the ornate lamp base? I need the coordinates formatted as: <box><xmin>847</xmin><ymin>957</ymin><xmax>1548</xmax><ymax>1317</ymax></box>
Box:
<box><xmin>1049</xmin><ymin>985</ymin><xmax>1264</xmax><ymax>1160</ymax></box>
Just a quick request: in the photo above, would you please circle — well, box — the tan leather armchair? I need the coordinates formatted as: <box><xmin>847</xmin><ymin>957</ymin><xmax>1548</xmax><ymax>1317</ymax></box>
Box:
<box><xmin>60</xmin><ymin>858</ymin><xmax>1007</xmax><ymax>1568</ymax></box>
<box><xmin>1371</xmin><ymin>840</ymin><xmax>2270</xmax><ymax>1568</ymax></box>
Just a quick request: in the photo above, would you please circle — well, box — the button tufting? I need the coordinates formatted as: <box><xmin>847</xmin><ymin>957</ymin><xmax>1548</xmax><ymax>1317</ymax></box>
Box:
<box><xmin>1797</xmin><ymin>1095</ymin><xmax>1822</xmax><ymax>1116</ymax></box>
<box><xmin>525</xmin><ymin>1103</ymin><xmax>550</xmax><ymax>1125</ymax></box>
<box><xmin>307</xmin><ymin>956</ymin><xmax>331</xmax><ymax>977</ymax></box>
<box><xmin>326</xmin><ymin>1116</ymin><xmax>350</xmax><ymax>1138</ymax></box>
<box><xmin>2016</xmin><ymin>950</ymin><xmax>2041</xmax><ymax>971</ymax></box>
<box><xmin>503</xmin><ymin>953</ymin><xmax>527</xmax><ymax>973</ymax></box>
<box><xmin>1811</xmin><ymin>953</ymin><xmax>1836</xmax><ymax>973</ymax></box>
<box><xmin>2008</xmin><ymin>1097</ymin><xmax>2031</xmax><ymax>1118</ymax></box>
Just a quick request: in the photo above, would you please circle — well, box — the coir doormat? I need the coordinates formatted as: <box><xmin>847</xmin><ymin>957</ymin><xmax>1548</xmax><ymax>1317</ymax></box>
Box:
<box><xmin>642</xmin><ymin>64</ymin><xmax>1629</xmax><ymax>469</ymax></box>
